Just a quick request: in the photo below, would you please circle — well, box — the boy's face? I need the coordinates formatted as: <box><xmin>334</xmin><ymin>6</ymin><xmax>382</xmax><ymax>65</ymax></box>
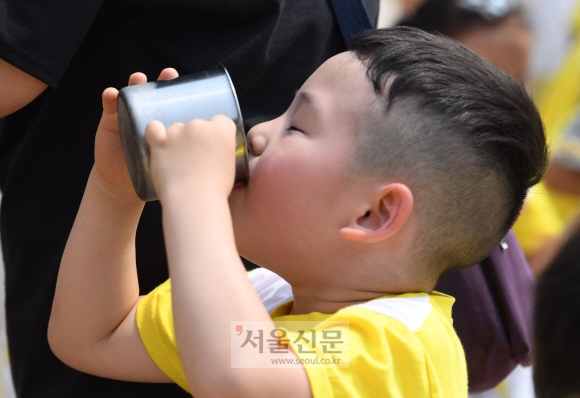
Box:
<box><xmin>229</xmin><ymin>52</ymin><xmax>380</xmax><ymax>276</ymax></box>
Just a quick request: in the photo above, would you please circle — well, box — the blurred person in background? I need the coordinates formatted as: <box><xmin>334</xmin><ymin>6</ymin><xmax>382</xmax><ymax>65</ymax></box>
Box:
<box><xmin>534</xmin><ymin>214</ymin><xmax>580</xmax><ymax>398</ymax></box>
<box><xmin>528</xmin><ymin>1</ymin><xmax>580</xmax><ymax>277</ymax></box>
<box><xmin>378</xmin><ymin>0</ymin><xmax>427</xmax><ymax>26</ymax></box>
<box><xmin>401</xmin><ymin>0</ymin><xmax>531</xmax><ymax>79</ymax></box>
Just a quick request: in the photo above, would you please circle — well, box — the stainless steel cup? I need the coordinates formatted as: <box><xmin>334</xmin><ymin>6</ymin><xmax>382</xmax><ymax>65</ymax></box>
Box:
<box><xmin>117</xmin><ymin>65</ymin><xmax>249</xmax><ymax>201</ymax></box>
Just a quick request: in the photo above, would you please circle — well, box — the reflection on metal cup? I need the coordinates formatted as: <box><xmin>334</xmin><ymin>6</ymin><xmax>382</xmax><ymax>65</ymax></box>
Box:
<box><xmin>117</xmin><ymin>65</ymin><xmax>249</xmax><ymax>201</ymax></box>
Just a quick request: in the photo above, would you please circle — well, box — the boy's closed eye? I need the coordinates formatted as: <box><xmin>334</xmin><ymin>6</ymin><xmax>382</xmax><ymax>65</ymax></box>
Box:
<box><xmin>287</xmin><ymin>126</ymin><xmax>304</xmax><ymax>134</ymax></box>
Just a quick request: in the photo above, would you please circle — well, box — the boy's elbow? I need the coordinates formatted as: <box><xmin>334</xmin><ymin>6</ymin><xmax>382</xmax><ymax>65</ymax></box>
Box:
<box><xmin>47</xmin><ymin>315</ymin><xmax>87</xmax><ymax>371</ymax></box>
<box><xmin>47</xmin><ymin>317</ymin><xmax>73</xmax><ymax>366</ymax></box>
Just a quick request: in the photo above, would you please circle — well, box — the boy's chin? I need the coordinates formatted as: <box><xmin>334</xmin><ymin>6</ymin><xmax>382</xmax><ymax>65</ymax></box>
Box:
<box><xmin>228</xmin><ymin>183</ymin><xmax>245</xmax><ymax>206</ymax></box>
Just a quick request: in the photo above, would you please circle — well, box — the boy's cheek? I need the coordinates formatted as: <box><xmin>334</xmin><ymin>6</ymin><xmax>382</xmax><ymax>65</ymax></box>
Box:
<box><xmin>248</xmin><ymin>163</ymin><xmax>302</xmax><ymax>207</ymax></box>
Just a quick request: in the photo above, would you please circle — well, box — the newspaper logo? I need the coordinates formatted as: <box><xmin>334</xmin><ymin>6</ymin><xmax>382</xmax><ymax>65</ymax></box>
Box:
<box><xmin>231</xmin><ymin>321</ymin><xmax>349</xmax><ymax>368</ymax></box>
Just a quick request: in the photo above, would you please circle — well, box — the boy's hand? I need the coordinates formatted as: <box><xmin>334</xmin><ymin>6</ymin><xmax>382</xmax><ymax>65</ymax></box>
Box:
<box><xmin>145</xmin><ymin>115</ymin><xmax>237</xmax><ymax>201</ymax></box>
<box><xmin>93</xmin><ymin>68</ymin><xmax>179</xmax><ymax>199</ymax></box>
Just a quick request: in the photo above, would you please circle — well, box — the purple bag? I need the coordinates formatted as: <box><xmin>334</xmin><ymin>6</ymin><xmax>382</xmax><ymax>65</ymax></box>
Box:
<box><xmin>435</xmin><ymin>229</ymin><xmax>534</xmax><ymax>392</ymax></box>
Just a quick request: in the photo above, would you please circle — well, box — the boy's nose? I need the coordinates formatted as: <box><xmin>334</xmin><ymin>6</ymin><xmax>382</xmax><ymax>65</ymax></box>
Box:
<box><xmin>247</xmin><ymin>125</ymin><xmax>268</xmax><ymax>157</ymax></box>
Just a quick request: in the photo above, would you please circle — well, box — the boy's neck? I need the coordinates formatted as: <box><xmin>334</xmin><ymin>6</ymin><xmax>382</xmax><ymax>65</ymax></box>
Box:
<box><xmin>287</xmin><ymin>279</ymin><xmax>435</xmax><ymax>315</ymax></box>
<box><xmin>288</xmin><ymin>291</ymin><xmax>382</xmax><ymax>315</ymax></box>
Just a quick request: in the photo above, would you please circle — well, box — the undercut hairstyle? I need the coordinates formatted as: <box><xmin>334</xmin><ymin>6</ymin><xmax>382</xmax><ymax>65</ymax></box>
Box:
<box><xmin>348</xmin><ymin>27</ymin><xmax>547</xmax><ymax>274</ymax></box>
<box><xmin>534</xmin><ymin>224</ymin><xmax>580</xmax><ymax>398</ymax></box>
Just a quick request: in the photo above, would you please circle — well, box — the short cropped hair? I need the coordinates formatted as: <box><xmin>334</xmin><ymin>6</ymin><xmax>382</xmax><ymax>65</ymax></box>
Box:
<box><xmin>534</xmin><ymin>224</ymin><xmax>580</xmax><ymax>398</ymax></box>
<box><xmin>348</xmin><ymin>27</ymin><xmax>547</xmax><ymax>273</ymax></box>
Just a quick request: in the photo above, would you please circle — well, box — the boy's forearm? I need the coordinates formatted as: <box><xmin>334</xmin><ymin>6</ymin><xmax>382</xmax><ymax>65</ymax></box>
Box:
<box><xmin>162</xmin><ymin>190</ymin><xmax>304</xmax><ymax>396</ymax></box>
<box><xmin>48</xmin><ymin>168</ymin><xmax>144</xmax><ymax>366</ymax></box>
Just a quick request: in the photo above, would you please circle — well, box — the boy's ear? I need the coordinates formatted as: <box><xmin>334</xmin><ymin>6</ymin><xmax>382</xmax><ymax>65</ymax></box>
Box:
<box><xmin>340</xmin><ymin>183</ymin><xmax>413</xmax><ymax>243</ymax></box>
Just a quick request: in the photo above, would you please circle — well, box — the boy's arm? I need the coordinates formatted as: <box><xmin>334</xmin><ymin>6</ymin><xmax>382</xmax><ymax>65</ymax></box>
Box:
<box><xmin>47</xmin><ymin>72</ymin><xmax>174</xmax><ymax>382</ymax></box>
<box><xmin>48</xmin><ymin>168</ymin><xmax>168</xmax><ymax>381</ymax></box>
<box><xmin>146</xmin><ymin>121</ymin><xmax>312</xmax><ymax>397</ymax></box>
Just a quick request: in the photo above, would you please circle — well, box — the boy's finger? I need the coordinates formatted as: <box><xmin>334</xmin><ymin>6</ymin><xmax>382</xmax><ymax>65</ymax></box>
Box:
<box><xmin>157</xmin><ymin>68</ymin><xmax>179</xmax><ymax>81</ymax></box>
<box><xmin>128</xmin><ymin>72</ymin><xmax>147</xmax><ymax>86</ymax></box>
<box><xmin>145</xmin><ymin>120</ymin><xmax>167</xmax><ymax>147</ymax></box>
<box><xmin>101</xmin><ymin>88</ymin><xmax>119</xmax><ymax>114</ymax></box>
<box><xmin>211</xmin><ymin>115</ymin><xmax>236</xmax><ymax>134</ymax></box>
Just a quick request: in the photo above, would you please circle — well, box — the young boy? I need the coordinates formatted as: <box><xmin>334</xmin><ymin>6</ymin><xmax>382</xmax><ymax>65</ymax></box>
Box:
<box><xmin>47</xmin><ymin>27</ymin><xmax>546</xmax><ymax>397</ymax></box>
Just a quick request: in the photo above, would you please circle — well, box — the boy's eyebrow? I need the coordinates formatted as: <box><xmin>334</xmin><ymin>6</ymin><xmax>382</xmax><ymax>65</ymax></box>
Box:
<box><xmin>294</xmin><ymin>90</ymin><xmax>321</xmax><ymax>114</ymax></box>
<box><xmin>295</xmin><ymin>90</ymin><xmax>314</xmax><ymax>104</ymax></box>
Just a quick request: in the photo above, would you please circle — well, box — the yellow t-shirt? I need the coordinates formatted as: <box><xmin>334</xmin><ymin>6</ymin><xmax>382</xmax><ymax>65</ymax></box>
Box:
<box><xmin>136</xmin><ymin>268</ymin><xmax>467</xmax><ymax>397</ymax></box>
